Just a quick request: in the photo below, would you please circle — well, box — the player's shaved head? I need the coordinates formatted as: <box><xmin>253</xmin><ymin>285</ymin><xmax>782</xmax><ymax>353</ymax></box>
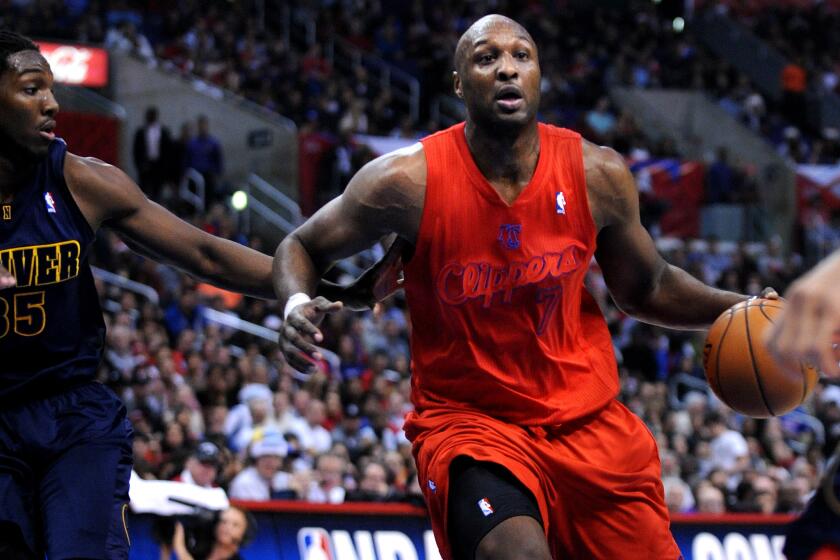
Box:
<box><xmin>454</xmin><ymin>15</ymin><xmax>536</xmax><ymax>73</ymax></box>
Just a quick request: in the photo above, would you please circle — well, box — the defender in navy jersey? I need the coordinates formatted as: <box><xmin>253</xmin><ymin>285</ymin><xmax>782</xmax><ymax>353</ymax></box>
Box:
<box><xmin>0</xmin><ymin>31</ymin><xmax>394</xmax><ymax>559</ymax></box>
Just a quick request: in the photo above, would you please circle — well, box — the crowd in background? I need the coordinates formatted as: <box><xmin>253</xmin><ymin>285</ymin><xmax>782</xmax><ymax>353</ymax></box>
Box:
<box><xmin>7</xmin><ymin>0</ymin><xmax>835</xmax><ymax>198</ymax></box>
<box><xmin>2</xmin><ymin>0</ymin><xmax>840</xmax><ymax>517</ymax></box>
<box><xmin>90</xmin><ymin>195</ymin><xmax>840</xmax><ymax>516</ymax></box>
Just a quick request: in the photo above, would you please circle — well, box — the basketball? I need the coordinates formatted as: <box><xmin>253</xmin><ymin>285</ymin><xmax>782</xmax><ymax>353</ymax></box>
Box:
<box><xmin>703</xmin><ymin>298</ymin><xmax>819</xmax><ymax>418</ymax></box>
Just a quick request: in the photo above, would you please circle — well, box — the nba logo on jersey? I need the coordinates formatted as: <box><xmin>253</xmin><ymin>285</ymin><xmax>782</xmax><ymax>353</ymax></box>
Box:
<box><xmin>477</xmin><ymin>497</ymin><xmax>495</xmax><ymax>516</ymax></box>
<box><xmin>1</xmin><ymin>204</ymin><xmax>10</xmax><ymax>221</ymax></box>
<box><xmin>298</xmin><ymin>527</ymin><xmax>335</xmax><ymax>560</ymax></box>
<box><xmin>555</xmin><ymin>191</ymin><xmax>566</xmax><ymax>215</ymax></box>
<box><xmin>44</xmin><ymin>192</ymin><xmax>57</xmax><ymax>214</ymax></box>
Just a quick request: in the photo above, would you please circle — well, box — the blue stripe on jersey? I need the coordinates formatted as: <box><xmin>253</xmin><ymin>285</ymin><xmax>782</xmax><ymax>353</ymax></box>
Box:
<box><xmin>0</xmin><ymin>139</ymin><xmax>105</xmax><ymax>399</ymax></box>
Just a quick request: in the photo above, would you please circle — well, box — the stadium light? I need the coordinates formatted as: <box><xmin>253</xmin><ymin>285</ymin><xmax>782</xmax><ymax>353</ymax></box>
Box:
<box><xmin>673</xmin><ymin>17</ymin><xmax>685</xmax><ymax>33</ymax></box>
<box><xmin>231</xmin><ymin>190</ymin><xmax>248</xmax><ymax>211</ymax></box>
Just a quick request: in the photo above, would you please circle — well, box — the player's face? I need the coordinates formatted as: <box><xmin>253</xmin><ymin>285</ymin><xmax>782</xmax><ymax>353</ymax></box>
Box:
<box><xmin>0</xmin><ymin>50</ymin><xmax>58</xmax><ymax>160</ymax></box>
<box><xmin>455</xmin><ymin>23</ymin><xmax>540</xmax><ymax>130</ymax></box>
<box><xmin>215</xmin><ymin>508</ymin><xmax>247</xmax><ymax>547</ymax></box>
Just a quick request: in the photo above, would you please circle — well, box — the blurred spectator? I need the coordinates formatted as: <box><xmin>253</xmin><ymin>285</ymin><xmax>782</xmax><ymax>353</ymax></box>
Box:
<box><xmin>185</xmin><ymin>115</ymin><xmax>224</xmax><ymax>205</ymax></box>
<box><xmin>706</xmin><ymin>148</ymin><xmax>736</xmax><ymax>205</ymax></box>
<box><xmin>292</xmin><ymin>399</ymin><xmax>333</xmax><ymax>457</ymax></box>
<box><xmin>707</xmin><ymin>412</ymin><xmax>750</xmax><ymax>489</ymax></box>
<box><xmin>170</xmin><ymin>121</ymin><xmax>194</xmax><ymax>184</ymax></box>
<box><xmin>664</xmin><ymin>476</ymin><xmax>696</xmax><ymax>513</ymax></box>
<box><xmin>331</xmin><ymin>404</ymin><xmax>377</xmax><ymax>462</ymax></box>
<box><xmin>228</xmin><ymin>433</ymin><xmax>290</xmax><ymax>501</ymax></box>
<box><xmin>133</xmin><ymin>106</ymin><xmax>173</xmax><ymax>201</ymax></box>
<box><xmin>346</xmin><ymin>461</ymin><xmax>394</xmax><ymax>502</ymax></box>
<box><xmin>585</xmin><ymin>97</ymin><xmax>617</xmax><ymax>143</ymax></box>
<box><xmin>307</xmin><ymin>453</ymin><xmax>347</xmax><ymax>504</ymax></box>
<box><xmin>105</xmin><ymin>20</ymin><xmax>153</xmax><ymax>61</ymax></box>
<box><xmin>297</xmin><ymin>115</ymin><xmax>335</xmax><ymax>216</ymax></box>
<box><xmin>173</xmin><ymin>442</ymin><xmax>222</xmax><ymax>488</ymax></box>
<box><xmin>696</xmin><ymin>483</ymin><xmax>726</xmax><ymax>513</ymax></box>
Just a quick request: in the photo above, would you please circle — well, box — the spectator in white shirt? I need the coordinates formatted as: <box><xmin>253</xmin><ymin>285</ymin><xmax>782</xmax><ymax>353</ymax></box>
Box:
<box><xmin>707</xmin><ymin>412</ymin><xmax>750</xmax><ymax>489</ymax></box>
<box><xmin>291</xmin><ymin>399</ymin><xmax>333</xmax><ymax>457</ymax></box>
<box><xmin>306</xmin><ymin>453</ymin><xmax>346</xmax><ymax>504</ymax></box>
<box><xmin>173</xmin><ymin>441</ymin><xmax>221</xmax><ymax>488</ymax></box>
<box><xmin>228</xmin><ymin>433</ymin><xmax>290</xmax><ymax>501</ymax></box>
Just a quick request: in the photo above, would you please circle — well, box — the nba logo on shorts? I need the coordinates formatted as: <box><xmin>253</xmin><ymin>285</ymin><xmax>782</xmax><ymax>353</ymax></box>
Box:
<box><xmin>298</xmin><ymin>527</ymin><xmax>335</xmax><ymax>560</ymax></box>
<box><xmin>477</xmin><ymin>497</ymin><xmax>495</xmax><ymax>516</ymax></box>
<box><xmin>44</xmin><ymin>192</ymin><xmax>57</xmax><ymax>214</ymax></box>
<box><xmin>555</xmin><ymin>191</ymin><xmax>566</xmax><ymax>215</ymax></box>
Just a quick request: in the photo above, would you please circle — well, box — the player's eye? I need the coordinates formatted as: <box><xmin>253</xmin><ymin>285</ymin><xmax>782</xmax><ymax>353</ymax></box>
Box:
<box><xmin>23</xmin><ymin>86</ymin><xmax>38</xmax><ymax>95</ymax></box>
<box><xmin>478</xmin><ymin>53</ymin><xmax>495</xmax><ymax>64</ymax></box>
<box><xmin>515</xmin><ymin>51</ymin><xmax>529</xmax><ymax>60</ymax></box>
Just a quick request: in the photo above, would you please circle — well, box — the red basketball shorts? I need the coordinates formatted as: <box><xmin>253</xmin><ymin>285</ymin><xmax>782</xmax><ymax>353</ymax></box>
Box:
<box><xmin>404</xmin><ymin>399</ymin><xmax>682</xmax><ymax>560</ymax></box>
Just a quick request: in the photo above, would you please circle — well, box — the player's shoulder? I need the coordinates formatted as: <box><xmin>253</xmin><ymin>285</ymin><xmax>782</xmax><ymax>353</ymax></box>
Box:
<box><xmin>64</xmin><ymin>152</ymin><xmax>128</xmax><ymax>188</ymax></box>
<box><xmin>582</xmin><ymin>141</ymin><xmax>634</xmax><ymax>196</ymax></box>
<box><xmin>581</xmin><ymin>140</ymin><xmax>636</xmax><ymax>228</ymax></box>
<box><xmin>352</xmin><ymin>142</ymin><xmax>427</xmax><ymax>199</ymax></box>
<box><xmin>63</xmin><ymin>152</ymin><xmax>140</xmax><ymax>227</ymax></box>
<box><xmin>582</xmin><ymin>140</ymin><xmax>627</xmax><ymax>180</ymax></box>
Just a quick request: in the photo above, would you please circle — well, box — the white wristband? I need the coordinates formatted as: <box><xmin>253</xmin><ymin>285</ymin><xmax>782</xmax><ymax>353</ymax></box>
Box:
<box><xmin>284</xmin><ymin>293</ymin><xmax>311</xmax><ymax>321</ymax></box>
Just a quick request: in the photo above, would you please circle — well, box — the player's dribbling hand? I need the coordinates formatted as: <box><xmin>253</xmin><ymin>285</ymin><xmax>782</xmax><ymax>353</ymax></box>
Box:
<box><xmin>765</xmin><ymin>253</ymin><xmax>840</xmax><ymax>379</ymax></box>
<box><xmin>281</xmin><ymin>296</ymin><xmax>343</xmax><ymax>372</ymax></box>
<box><xmin>759</xmin><ymin>287</ymin><xmax>779</xmax><ymax>300</ymax></box>
<box><xmin>0</xmin><ymin>263</ymin><xmax>15</xmax><ymax>289</ymax></box>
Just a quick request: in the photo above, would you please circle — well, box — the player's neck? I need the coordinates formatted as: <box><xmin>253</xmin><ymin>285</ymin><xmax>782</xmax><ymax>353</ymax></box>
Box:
<box><xmin>0</xmin><ymin>154</ymin><xmax>34</xmax><ymax>203</ymax></box>
<box><xmin>464</xmin><ymin>120</ymin><xmax>540</xmax><ymax>187</ymax></box>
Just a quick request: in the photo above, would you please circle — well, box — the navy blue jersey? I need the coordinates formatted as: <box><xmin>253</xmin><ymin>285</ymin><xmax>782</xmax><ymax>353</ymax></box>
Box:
<box><xmin>0</xmin><ymin>139</ymin><xmax>104</xmax><ymax>399</ymax></box>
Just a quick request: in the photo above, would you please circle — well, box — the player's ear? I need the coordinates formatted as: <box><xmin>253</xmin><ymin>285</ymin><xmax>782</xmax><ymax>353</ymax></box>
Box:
<box><xmin>453</xmin><ymin>71</ymin><xmax>463</xmax><ymax>99</ymax></box>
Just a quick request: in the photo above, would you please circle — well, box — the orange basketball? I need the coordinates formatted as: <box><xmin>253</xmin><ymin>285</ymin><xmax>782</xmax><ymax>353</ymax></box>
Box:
<box><xmin>703</xmin><ymin>298</ymin><xmax>819</xmax><ymax>418</ymax></box>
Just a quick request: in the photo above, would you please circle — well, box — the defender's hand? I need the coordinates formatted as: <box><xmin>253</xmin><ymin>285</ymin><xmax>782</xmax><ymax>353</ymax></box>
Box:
<box><xmin>281</xmin><ymin>296</ymin><xmax>343</xmax><ymax>371</ymax></box>
<box><xmin>332</xmin><ymin>239</ymin><xmax>405</xmax><ymax>311</ymax></box>
<box><xmin>0</xmin><ymin>263</ymin><xmax>15</xmax><ymax>289</ymax></box>
<box><xmin>765</xmin><ymin>257</ymin><xmax>840</xmax><ymax>379</ymax></box>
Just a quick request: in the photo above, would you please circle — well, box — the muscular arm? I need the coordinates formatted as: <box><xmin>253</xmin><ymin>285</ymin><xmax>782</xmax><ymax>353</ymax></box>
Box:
<box><xmin>587</xmin><ymin>143</ymin><xmax>746</xmax><ymax>330</ymax></box>
<box><xmin>273</xmin><ymin>144</ymin><xmax>424</xmax><ymax>305</ymax></box>
<box><xmin>273</xmin><ymin>145</ymin><xmax>423</xmax><ymax>370</ymax></box>
<box><xmin>64</xmin><ymin>153</ymin><xmax>275</xmax><ymax>299</ymax></box>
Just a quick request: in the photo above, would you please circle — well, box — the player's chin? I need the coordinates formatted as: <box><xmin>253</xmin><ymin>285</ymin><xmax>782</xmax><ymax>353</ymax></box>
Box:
<box><xmin>24</xmin><ymin>139</ymin><xmax>50</xmax><ymax>159</ymax></box>
<box><xmin>486</xmin><ymin>112</ymin><xmax>527</xmax><ymax>131</ymax></box>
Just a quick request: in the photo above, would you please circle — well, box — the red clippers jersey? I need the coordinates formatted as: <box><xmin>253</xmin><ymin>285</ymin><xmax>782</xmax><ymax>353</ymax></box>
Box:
<box><xmin>403</xmin><ymin>122</ymin><xmax>619</xmax><ymax>425</ymax></box>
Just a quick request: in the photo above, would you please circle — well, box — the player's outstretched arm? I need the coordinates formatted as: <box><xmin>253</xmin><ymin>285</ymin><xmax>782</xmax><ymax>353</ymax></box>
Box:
<box><xmin>766</xmin><ymin>250</ymin><xmax>840</xmax><ymax>378</ymax></box>
<box><xmin>588</xmin><ymin>143</ymin><xmax>747</xmax><ymax>330</ymax></box>
<box><xmin>64</xmin><ymin>153</ymin><xmax>275</xmax><ymax>299</ymax></box>
<box><xmin>274</xmin><ymin>145</ymin><xmax>424</xmax><ymax>371</ymax></box>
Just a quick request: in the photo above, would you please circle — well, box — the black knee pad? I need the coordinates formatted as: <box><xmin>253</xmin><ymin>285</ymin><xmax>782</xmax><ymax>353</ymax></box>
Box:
<box><xmin>447</xmin><ymin>457</ymin><xmax>543</xmax><ymax>560</ymax></box>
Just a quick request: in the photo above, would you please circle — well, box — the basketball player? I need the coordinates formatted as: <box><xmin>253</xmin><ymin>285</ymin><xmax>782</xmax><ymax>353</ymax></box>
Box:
<box><xmin>0</xmin><ymin>30</ymin><xmax>391</xmax><ymax>559</ymax></box>
<box><xmin>276</xmin><ymin>15</ymin><xmax>751</xmax><ymax>560</ymax></box>
<box><xmin>766</xmin><ymin>250</ymin><xmax>840</xmax><ymax>560</ymax></box>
